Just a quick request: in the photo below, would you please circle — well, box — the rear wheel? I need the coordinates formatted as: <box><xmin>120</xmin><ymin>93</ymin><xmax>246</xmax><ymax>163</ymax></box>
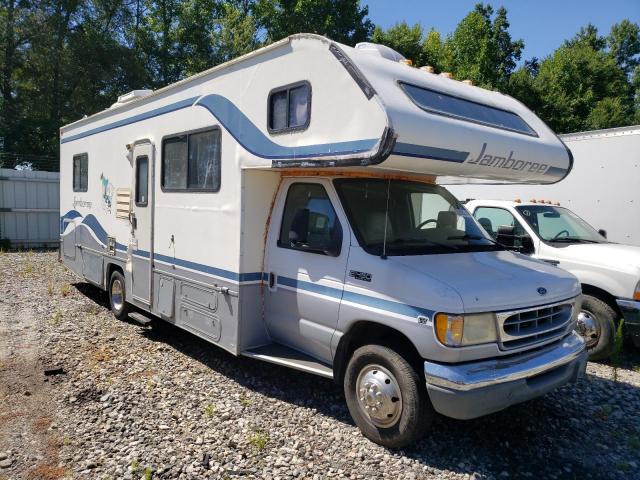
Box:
<box><xmin>109</xmin><ymin>270</ymin><xmax>131</xmax><ymax>321</ymax></box>
<box><xmin>344</xmin><ymin>344</ymin><xmax>432</xmax><ymax>448</ymax></box>
<box><xmin>577</xmin><ymin>294</ymin><xmax>616</xmax><ymax>360</ymax></box>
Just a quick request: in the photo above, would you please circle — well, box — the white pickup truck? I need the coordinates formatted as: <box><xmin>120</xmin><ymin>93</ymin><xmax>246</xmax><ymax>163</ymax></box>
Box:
<box><xmin>464</xmin><ymin>199</ymin><xmax>640</xmax><ymax>358</ymax></box>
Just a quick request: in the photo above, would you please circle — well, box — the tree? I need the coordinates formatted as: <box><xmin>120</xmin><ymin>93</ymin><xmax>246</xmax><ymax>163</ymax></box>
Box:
<box><xmin>444</xmin><ymin>4</ymin><xmax>523</xmax><ymax>89</ymax></box>
<box><xmin>254</xmin><ymin>0</ymin><xmax>373</xmax><ymax>45</ymax></box>
<box><xmin>370</xmin><ymin>22</ymin><xmax>423</xmax><ymax>64</ymax></box>
<box><xmin>608</xmin><ymin>19</ymin><xmax>640</xmax><ymax>76</ymax></box>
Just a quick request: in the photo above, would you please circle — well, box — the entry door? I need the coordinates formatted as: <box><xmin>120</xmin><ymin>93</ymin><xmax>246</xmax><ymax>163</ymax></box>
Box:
<box><xmin>131</xmin><ymin>141</ymin><xmax>154</xmax><ymax>304</ymax></box>
<box><xmin>264</xmin><ymin>179</ymin><xmax>350</xmax><ymax>364</ymax></box>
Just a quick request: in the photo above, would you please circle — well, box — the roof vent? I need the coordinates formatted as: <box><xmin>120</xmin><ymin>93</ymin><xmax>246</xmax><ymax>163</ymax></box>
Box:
<box><xmin>354</xmin><ymin>42</ymin><xmax>406</xmax><ymax>62</ymax></box>
<box><xmin>110</xmin><ymin>89</ymin><xmax>153</xmax><ymax>109</ymax></box>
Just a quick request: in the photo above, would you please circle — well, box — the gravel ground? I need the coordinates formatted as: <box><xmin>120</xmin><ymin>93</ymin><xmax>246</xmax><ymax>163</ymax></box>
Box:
<box><xmin>1</xmin><ymin>251</ymin><xmax>639</xmax><ymax>480</ymax></box>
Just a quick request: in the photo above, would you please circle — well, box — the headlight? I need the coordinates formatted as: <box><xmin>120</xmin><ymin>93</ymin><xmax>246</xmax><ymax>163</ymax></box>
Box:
<box><xmin>634</xmin><ymin>281</ymin><xmax>640</xmax><ymax>301</ymax></box>
<box><xmin>434</xmin><ymin>312</ymin><xmax>498</xmax><ymax>347</ymax></box>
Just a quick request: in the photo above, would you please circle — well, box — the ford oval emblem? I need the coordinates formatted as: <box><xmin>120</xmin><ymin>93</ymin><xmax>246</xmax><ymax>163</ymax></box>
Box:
<box><xmin>537</xmin><ymin>287</ymin><xmax>547</xmax><ymax>295</ymax></box>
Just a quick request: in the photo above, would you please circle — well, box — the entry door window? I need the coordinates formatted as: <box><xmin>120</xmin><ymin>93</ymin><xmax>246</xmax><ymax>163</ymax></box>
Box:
<box><xmin>135</xmin><ymin>155</ymin><xmax>149</xmax><ymax>206</ymax></box>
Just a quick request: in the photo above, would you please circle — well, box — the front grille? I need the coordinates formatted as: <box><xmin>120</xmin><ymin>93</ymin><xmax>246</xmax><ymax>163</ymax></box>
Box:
<box><xmin>497</xmin><ymin>302</ymin><xmax>574</xmax><ymax>351</ymax></box>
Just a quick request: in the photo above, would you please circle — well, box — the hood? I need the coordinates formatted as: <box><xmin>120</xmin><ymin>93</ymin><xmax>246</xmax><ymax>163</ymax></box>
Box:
<box><xmin>391</xmin><ymin>250</ymin><xmax>580</xmax><ymax>313</ymax></box>
<box><xmin>552</xmin><ymin>242</ymin><xmax>640</xmax><ymax>274</ymax></box>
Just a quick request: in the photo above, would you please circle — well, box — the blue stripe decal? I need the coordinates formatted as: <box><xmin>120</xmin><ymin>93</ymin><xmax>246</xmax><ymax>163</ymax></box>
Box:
<box><xmin>392</xmin><ymin>142</ymin><xmax>469</xmax><ymax>163</ymax></box>
<box><xmin>545</xmin><ymin>166</ymin><xmax>566</xmax><ymax>177</ymax></box>
<box><xmin>60</xmin><ymin>209</ymin><xmax>81</xmax><ymax>233</ymax></box>
<box><xmin>195</xmin><ymin>94</ymin><xmax>378</xmax><ymax>159</ymax></box>
<box><xmin>61</xmin><ymin>93</ymin><xmax>379</xmax><ymax>160</ymax></box>
<box><xmin>61</xmin><ymin>97</ymin><xmax>199</xmax><ymax>144</ymax></box>
<box><xmin>277</xmin><ymin>275</ymin><xmax>435</xmax><ymax>318</ymax></box>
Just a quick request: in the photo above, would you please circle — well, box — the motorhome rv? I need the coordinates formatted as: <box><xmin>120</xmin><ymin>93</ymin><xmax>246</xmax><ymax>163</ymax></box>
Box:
<box><xmin>60</xmin><ymin>34</ymin><xmax>587</xmax><ymax>448</ymax></box>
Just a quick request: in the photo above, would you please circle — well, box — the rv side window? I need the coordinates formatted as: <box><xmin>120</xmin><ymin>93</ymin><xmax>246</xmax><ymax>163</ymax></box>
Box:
<box><xmin>268</xmin><ymin>82</ymin><xmax>311</xmax><ymax>133</ymax></box>
<box><xmin>135</xmin><ymin>155</ymin><xmax>149</xmax><ymax>206</ymax></box>
<box><xmin>399</xmin><ymin>82</ymin><xmax>537</xmax><ymax>136</ymax></box>
<box><xmin>278</xmin><ymin>183</ymin><xmax>342</xmax><ymax>256</ymax></box>
<box><xmin>72</xmin><ymin>153</ymin><xmax>88</xmax><ymax>192</ymax></box>
<box><xmin>162</xmin><ymin>128</ymin><xmax>221</xmax><ymax>192</ymax></box>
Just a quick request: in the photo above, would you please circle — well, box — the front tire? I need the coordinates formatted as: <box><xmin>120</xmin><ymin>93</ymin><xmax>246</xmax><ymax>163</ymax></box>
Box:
<box><xmin>577</xmin><ymin>294</ymin><xmax>616</xmax><ymax>360</ymax></box>
<box><xmin>344</xmin><ymin>344</ymin><xmax>433</xmax><ymax>448</ymax></box>
<box><xmin>108</xmin><ymin>270</ymin><xmax>131</xmax><ymax>321</ymax></box>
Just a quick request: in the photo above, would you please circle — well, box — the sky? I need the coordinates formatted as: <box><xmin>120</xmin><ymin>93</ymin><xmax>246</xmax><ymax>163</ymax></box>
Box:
<box><xmin>362</xmin><ymin>0</ymin><xmax>640</xmax><ymax>62</ymax></box>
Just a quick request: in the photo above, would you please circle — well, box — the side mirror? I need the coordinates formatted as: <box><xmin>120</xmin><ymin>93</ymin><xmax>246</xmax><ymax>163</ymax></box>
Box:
<box><xmin>521</xmin><ymin>235</ymin><xmax>535</xmax><ymax>255</ymax></box>
<box><xmin>598</xmin><ymin>229</ymin><xmax>607</xmax><ymax>239</ymax></box>
<box><xmin>496</xmin><ymin>225</ymin><xmax>516</xmax><ymax>248</ymax></box>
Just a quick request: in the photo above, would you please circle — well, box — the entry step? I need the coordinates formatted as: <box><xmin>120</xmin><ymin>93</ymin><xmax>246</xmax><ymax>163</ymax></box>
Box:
<box><xmin>242</xmin><ymin>344</ymin><xmax>333</xmax><ymax>379</ymax></box>
<box><xmin>128</xmin><ymin>312</ymin><xmax>153</xmax><ymax>327</ymax></box>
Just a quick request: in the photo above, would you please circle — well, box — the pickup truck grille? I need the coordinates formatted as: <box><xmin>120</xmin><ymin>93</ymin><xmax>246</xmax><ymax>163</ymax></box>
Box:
<box><xmin>497</xmin><ymin>301</ymin><xmax>575</xmax><ymax>351</ymax></box>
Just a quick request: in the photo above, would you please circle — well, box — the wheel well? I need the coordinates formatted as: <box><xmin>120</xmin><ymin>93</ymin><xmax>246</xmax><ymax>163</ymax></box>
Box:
<box><xmin>581</xmin><ymin>284</ymin><xmax>620</xmax><ymax>316</ymax></box>
<box><xmin>333</xmin><ymin>321</ymin><xmax>423</xmax><ymax>385</ymax></box>
<box><xmin>105</xmin><ymin>262</ymin><xmax>124</xmax><ymax>288</ymax></box>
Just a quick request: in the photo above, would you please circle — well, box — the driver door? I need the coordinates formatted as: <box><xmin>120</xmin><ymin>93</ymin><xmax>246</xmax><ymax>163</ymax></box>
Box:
<box><xmin>264</xmin><ymin>179</ymin><xmax>350</xmax><ymax>363</ymax></box>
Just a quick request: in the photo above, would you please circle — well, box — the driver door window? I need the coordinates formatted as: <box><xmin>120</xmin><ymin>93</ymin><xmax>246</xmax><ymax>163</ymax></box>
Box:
<box><xmin>473</xmin><ymin>207</ymin><xmax>526</xmax><ymax>247</ymax></box>
<box><xmin>278</xmin><ymin>183</ymin><xmax>342</xmax><ymax>256</ymax></box>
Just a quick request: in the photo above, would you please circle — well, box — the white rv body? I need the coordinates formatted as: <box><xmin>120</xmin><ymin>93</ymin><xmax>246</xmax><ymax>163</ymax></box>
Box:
<box><xmin>449</xmin><ymin>125</ymin><xmax>640</xmax><ymax>246</ymax></box>
<box><xmin>60</xmin><ymin>34</ymin><xmax>586</xmax><ymax>447</ymax></box>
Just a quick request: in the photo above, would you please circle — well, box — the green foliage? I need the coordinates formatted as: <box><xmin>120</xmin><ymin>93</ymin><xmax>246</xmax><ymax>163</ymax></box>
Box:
<box><xmin>254</xmin><ymin>0</ymin><xmax>373</xmax><ymax>45</ymax></box>
<box><xmin>371</xmin><ymin>22</ymin><xmax>424</xmax><ymax>64</ymax></box>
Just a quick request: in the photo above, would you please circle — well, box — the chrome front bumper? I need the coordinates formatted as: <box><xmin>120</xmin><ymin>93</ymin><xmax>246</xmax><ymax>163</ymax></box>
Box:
<box><xmin>424</xmin><ymin>331</ymin><xmax>587</xmax><ymax>419</ymax></box>
<box><xmin>617</xmin><ymin>299</ymin><xmax>640</xmax><ymax>348</ymax></box>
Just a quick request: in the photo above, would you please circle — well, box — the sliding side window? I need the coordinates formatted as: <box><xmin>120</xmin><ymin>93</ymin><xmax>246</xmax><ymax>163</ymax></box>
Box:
<box><xmin>162</xmin><ymin>128</ymin><xmax>221</xmax><ymax>192</ymax></box>
<box><xmin>72</xmin><ymin>153</ymin><xmax>88</xmax><ymax>192</ymax></box>
<box><xmin>268</xmin><ymin>82</ymin><xmax>311</xmax><ymax>133</ymax></box>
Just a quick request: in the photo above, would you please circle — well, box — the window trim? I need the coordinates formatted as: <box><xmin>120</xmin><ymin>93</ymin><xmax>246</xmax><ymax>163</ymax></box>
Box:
<box><xmin>72</xmin><ymin>153</ymin><xmax>88</xmax><ymax>192</ymax></box>
<box><xmin>276</xmin><ymin>182</ymin><xmax>343</xmax><ymax>257</ymax></box>
<box><xmin>135</xmin><ymin>155</ymin><xmax>149</xmax><ymax>207</ymax></box>
<box><xmin>267</xmin><ymin>80</ymin><xmax>312</xmax><ymax>135</ymax></box>
<box><xmin>160</xmin><ymin>126</ymin><xmax>222</xmax><ymax>193</ymax></box>
<box><xmin>398</xmin><ymin>81</ymin><xmax>538</xmax><ymax>138</ymax></box>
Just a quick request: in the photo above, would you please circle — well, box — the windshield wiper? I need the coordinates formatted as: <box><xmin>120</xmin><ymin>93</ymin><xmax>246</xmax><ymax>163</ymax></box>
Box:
<box><xmin>551</xmin><ymin>237</ymin><xmax>600</xmax><ymax>243</ymax></box>
<box><xmin>367</xmin><ymin>237</ymin><xmax>459</xmax><ymax>251</ymax></box>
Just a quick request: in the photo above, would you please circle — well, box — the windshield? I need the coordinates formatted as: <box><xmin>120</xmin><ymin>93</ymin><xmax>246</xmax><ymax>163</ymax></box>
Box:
<box><xmin>515</xmin><ymin>205</ymin><xmax>606</xmax><ymax>243</ymax></box>
<box><xmin>334</xmin><ymin>179</ymin><xmax>501</xmax><ymax>256</ymax></box>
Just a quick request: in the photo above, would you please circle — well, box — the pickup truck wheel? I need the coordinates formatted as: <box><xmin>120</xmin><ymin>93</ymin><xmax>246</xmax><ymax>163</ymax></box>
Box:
<box><xmin>577</xmin><ymin>295</ymin><xmax>615</xmax><ymax>360</ymax></box>
<box><xmin>344</xmin><ymin>344</ymin><xmax>432</xmax><ymax>448</ymax></box>
<box><xmin>109</xmin><ymin>270</ymin><xmax>131</xmax><ymax>321</ymax></box>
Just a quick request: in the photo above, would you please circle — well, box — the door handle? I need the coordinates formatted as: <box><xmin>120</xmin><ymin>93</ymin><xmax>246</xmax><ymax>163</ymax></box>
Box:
<box><xmin>269</xmin><ymin>272</ymin><xmax>275</xmax><ymax>289</ymax></box>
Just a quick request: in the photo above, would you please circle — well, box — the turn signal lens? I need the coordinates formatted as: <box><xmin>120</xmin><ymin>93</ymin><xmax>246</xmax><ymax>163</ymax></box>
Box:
<box><xmin>634</xmin><ymin>282</ymin><xmax>640</xmax><ymax>301</ymax></box>
<box><xmin>435</xmin><ymin>313</ymin><xmax>464</xmax><ymax>347</ymax></box>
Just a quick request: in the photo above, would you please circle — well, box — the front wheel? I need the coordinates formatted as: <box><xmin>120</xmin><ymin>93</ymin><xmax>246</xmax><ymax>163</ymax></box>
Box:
<box><xmin>344</xmin><ymin>344</ymin><xmax>433</xmax><ymax>448</ymax></box>
<box><xmin>576</xmin><ymin>294</ymin><xmax>616</xmax><ymax>360</ymax></box>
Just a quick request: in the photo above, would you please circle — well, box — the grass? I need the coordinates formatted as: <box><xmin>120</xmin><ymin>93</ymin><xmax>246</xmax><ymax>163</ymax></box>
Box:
<box><xmin>130</xmin><ymin>460</ymin><xmax>140</xmax><ymax>476</ymax></box>
<box><xmin>146</xmin><ymin>379</ymin><xmax>156</xmax><ymax>393</ymax></box>
<box><xmin>204</xmin><ymin>403</ymin><xmax>216</xmax><ymax>418</ymax></box>
<box><xmin>143</xmin><ymin>466</ymin><xmax>152</xmax><ymax>480</ymax></box>
<box><xmin>60</xmin><ymin>283</ymin><xmax>71</xmax><ymax>297</ymax></box>
<box><xmin>616</xmin><ymin>461</ymin><xmax>630</xmax><ymax>472</ymax></box>
<box><xmin>597</xmin><ymin>404</ymin><xmax>613</xmax><ymax>420</ymax></box>
<box><xmin>47</xmin><ymin>281</ymin><xmax>54</xmax><ymax>296</ymax></box>
<box><xmin>23</xmin><ymin>263</ymin><xmax>34</xmax><ymax>276</ymax></box>
<box><xmin>629</xmin><ymin>435</ymin><xmax>640</xmax><ymax>450</ymax></box>
<box><xmin>611</xmin><ymin>319</ymin><xmax>625</xmax><ymax>381</ymax></box>
<box><xmin>50</xmin><ymin>310</ymin><xmax>63</xmax><ymax>326</ymax></box>
<box><xmin>248</xmin><ymin>431</ymin><xmax>269</xmax><ymax>450</ymax></box>
<box><xmin>240</xmin><ymin>397</ymin><xmax>252</xmax><ymax>407</ymax></box>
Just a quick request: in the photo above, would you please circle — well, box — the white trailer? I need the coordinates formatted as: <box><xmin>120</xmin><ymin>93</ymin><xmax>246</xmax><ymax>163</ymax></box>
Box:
<box><xmin>60</xmin><ymin>34</ymin><xmax>586</xmax><ymax>448</ymax></box>
<box><xmin>449</xmin><ymin>125</ymin><xmax>640</xmax><ymax>246</ymax></box>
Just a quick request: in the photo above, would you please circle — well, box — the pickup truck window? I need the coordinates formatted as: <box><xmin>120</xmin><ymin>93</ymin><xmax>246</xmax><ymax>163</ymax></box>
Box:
<box><xmin>515</xmin><ymin>205</ymin><xmax>606</xmax><ymax>244</ymax></box>
<box><xmin>278</xmin><ymin>183</ymin><xmax>342</xmax><ymax>256</ymax></box>
<box><xmin>473</xmin><ymin>207</ymin><xmax>527</xmax><ymax>248</ymax></box>
<box><xmin>335</xmin><ymin>179</ymin><xmax>501</xmax><ymax>256</ymax></box>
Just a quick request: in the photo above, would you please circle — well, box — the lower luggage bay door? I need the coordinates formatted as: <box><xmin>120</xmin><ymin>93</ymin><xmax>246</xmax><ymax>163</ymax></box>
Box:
<box><xmin>264</xmin><ymin>180</ymin><xmax>349</xmax><ymax>365</ymax></box>
<box><xmin>130</xmin><ymin>140</ymin><xmax>154</xmax><ymax>305</ymax></box>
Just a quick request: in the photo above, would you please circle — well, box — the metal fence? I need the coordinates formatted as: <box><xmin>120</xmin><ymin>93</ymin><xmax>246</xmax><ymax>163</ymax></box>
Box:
<box><xmin>0</xmin><ymin>168</ymin><xmax>60</xmax><ymax>248</ymax></box>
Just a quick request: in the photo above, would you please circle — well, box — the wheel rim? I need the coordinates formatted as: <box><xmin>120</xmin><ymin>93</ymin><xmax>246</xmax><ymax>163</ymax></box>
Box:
<box><xmin>111</xmin><ymin>278</ymin><xmax>124</xmax><ymax>312</ymax></box>
<box><xmin>576</xmin><ymin>310</ymin><xmax>600</xmax><ymax>348</ymax></box>
<box><xmin>356</xmin><ymin>364</ymin><xmax>403</xmax><ymax>428</ymax></box>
